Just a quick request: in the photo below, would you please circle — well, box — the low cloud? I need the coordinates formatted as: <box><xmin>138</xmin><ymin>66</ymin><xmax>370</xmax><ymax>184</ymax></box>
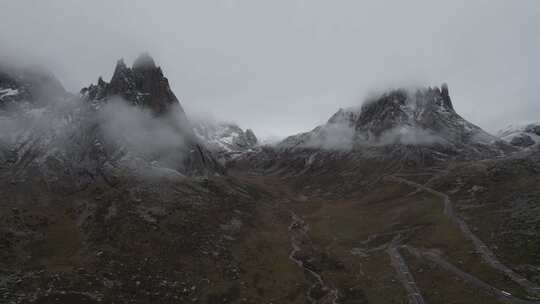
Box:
<box><xmin>98</xmin><ymin>97</ymin><xmax>190</xmax><ymax>166</ymax></box>
<box><xmin>302</xmin><ymin>123</ymin><xmax>356</xmax><ymax>150</ymax></box>
<box><xmin>375</xmin><ymin>126</ymin><xmax>445</xmax><ymax>146</ymax></box>
<box><xmin>298</xmin><ymin>123</ymin><xmax>444</xmax><ymax>150</ymax></box>
<box><xmin>0</xmin><ymin>84</ymin><xmax>193</xmax><ymax>175</ymax></box>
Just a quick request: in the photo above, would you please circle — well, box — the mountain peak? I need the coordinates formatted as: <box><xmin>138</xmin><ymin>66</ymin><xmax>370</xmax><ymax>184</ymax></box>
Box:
<box><xmin>83</xmin><ymin>53</ymin><xmax>181</xmax><ymax>116</ymax></box>
<box><xmin>343</xmin><ymin>84</ymin><xmax>460</xmax><ymax>140</ymax></box>
<box><xmin>115</xmin><ymin>58</ymin><xmax>127</xmax><ymax>69</ymax></box>
<box><xmin>133</xmin><ymin>52</ymin><xmax>157</xmax><ymax>70</ymax></box>
<box><xmin>359</xmin><ymin>84</ymin><xmax>454</xmax><ymax>117</ymax></box>
<box><xmin>111</xmin><ymin>59</ymin><xmax>130</xmax><ymax>79</ymax></box>
<box><xmin>281</xmin><ymin>83</ymin><xmax>500</xmax><ymax>154</ymax></box>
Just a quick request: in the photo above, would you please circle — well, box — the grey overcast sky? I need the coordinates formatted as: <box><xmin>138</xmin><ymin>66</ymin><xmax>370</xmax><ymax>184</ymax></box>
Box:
<box><xmin>1</xmin><ymin>0</ymin><xmax>539</xmax><ymax>139</ymax></box>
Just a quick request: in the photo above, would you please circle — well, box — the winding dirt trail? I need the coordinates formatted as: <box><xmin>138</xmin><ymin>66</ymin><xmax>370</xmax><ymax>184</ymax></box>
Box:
<box><xmin>288</xmin><ymin>211</ymin><xmax>339</xmax><ymax>304</ymax></box>
<box><xmin>405</xmin><ymin>246</ymin><xmax>540</xmax><ymax>304</ymax></box>
<box><xmin>386</xmin><ymin>175</ymin><xmax>540</xmax><ymax>299</ymax></box>
<box><xmin>386</xmin><ymin>239</ymin><xmax>426</xmax><ymax>304</ymax></box>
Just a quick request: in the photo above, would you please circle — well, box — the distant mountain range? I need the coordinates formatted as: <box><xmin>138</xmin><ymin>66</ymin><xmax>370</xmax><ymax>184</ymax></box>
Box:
<box><xmin>2</xmin><ymin>54</ymin><xmax>535</xmax><ymax>177</ymax></box>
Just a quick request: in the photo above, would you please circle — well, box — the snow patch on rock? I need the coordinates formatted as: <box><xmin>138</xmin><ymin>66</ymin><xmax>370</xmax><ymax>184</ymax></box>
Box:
<box><xmin>0</xmin><ymin>88</ymin><xmax>19</xmax><ymax>99</ymax></box>
<box><xmin>191</xmin><ymin>118</ymin><xmax>258</xmax><ymax>161</ymax></box>
<box><xmin>498</xmin><ymin>122</ymin><xmax>540</xmax><ymax>148</ymax></box>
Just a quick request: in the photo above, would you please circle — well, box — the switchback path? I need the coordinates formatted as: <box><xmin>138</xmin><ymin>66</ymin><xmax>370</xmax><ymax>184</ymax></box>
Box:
<box><xmin>386</xmin><ymin>239</ymin><xmax>426</xmax><ymax>304</ymax></box>
<box><xmin>405</xmin><ymin>246</ymin><xmax>540</xmax><ymax>304</ymax></box>
<box><xmin>386</xmin><ymin>175</ymin><xmax>540</xmax><ymax>298</ymax></box>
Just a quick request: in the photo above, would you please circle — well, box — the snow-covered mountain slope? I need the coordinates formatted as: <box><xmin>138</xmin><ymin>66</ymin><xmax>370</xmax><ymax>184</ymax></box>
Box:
<box><xmin>498</xmin><ymin>122</ymin><xmax>540</xmax><ymax>148</ymax></box>
<box><xmin>0</xmin><ymin>63</ymin><xmax>75</xmax><ymax>166</ymax></box>
<box><xmin>0</xmin><ymin>54</ymin><xmax>223</xmax><ymax>181</ymax></box>
<box><xmin>279</xmin><ymin>84</ymin><xmax>510</xmax><ymax>159</ymax></box>
<box><xmin>192</xmin><ymin>119</ymin><xmax>257</xmax><ymax>160</ymax></box>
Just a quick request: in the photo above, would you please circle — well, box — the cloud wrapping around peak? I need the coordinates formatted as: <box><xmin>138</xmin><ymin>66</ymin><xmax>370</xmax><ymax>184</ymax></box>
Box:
<box><xmin>1</xmin><ymin>1</ymin><xmax>539</xmax><ymax>139</ymax></box>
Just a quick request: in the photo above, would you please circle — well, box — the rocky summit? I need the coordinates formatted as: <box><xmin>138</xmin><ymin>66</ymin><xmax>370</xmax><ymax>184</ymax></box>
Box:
<box><xmin>282</xmin><ymin>85</ymin><xmax>500</xmax><ymax>150</ymax></box>
<box><xmin>82</xmin><ymin>53</ymin><xmax>181</xmax><ymax>115</ymax></box>
<box><xmin>1</xmin><ymin>57</ymin><xmax>540</xmax><ymax>304</ymax></box>
<box><xmin>192</xmin><ymin>119</ymin><xmax>258</xmax><ymax>163</ymax></box>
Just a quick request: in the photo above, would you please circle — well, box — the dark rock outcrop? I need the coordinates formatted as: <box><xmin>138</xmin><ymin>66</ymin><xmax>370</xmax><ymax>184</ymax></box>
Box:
<box><xmin>525</xmin><ymin>124</ymin><xmax>540</xmax><ymax>136</ymax></box>
<box><xmin>510</xmin><ymin>134</ymin><xmax>535</xmax><ymax>147</ymax></box>
<box><xmin>244</xmin><ymin>129</ymin><xmax>258</xmax><ymax>147</ymax></box>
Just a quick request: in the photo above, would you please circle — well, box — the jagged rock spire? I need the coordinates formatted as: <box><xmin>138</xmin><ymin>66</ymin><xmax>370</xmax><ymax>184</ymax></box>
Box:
<box><xmin>111</xmin><ymin>59</ymin><xmax>129</xmax><ymax>80</ymax></box>
<box><xmin>440</xmin><ymin>82</ymin><xmax>453</xmax><ymax>110</ymax></box>
<box><xmin>82</xmin><ymin>53</ymin><xmax>184</xmax><ymax>116</ymax></box>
